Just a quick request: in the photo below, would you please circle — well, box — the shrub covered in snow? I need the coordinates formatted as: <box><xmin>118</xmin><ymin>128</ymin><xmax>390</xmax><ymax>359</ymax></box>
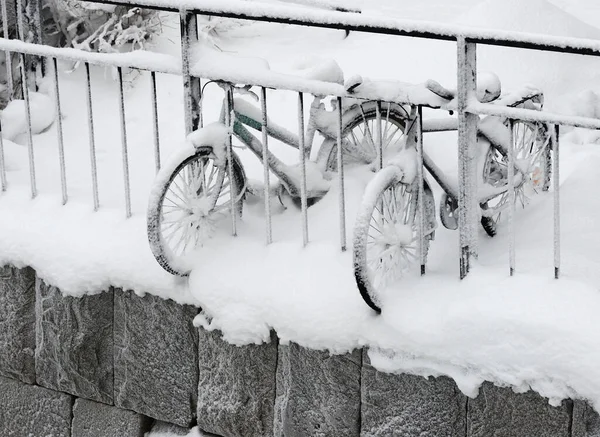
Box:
<box><xmin>40</xmin><ymin>0</ymin><xmax>161</xmax><ymax>52</ymax></box>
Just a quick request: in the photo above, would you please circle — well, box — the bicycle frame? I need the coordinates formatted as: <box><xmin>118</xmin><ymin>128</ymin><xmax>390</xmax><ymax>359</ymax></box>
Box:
<box><xmin>417</xmin><ymin>116</ymin><xmax>526</xmax><ymax>219</ymax></box>
<box><xmin>216</xmin><ymin>92</ymin><xmax>334</xmax><ymax>199</ymax></box>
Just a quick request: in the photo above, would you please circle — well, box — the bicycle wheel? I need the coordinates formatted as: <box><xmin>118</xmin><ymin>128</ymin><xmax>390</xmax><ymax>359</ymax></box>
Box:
<box><xmin>147</xmin><ymin>147</ymin><xmax>246</xmax><ymax>276</ymax></box>
<box><xmin>481</xmin><ymin>120</ymin><xmax>551</xmax><ymax>237</ymax></box>
<box><xmin>353</xmin><ymin>167</ymin><xmax>433</xmax><ymax>313</ymax></box>
<box><xmin>316</xmin><ymin>101</ymin><xmax>410</xmax><ymax>171</ymax></box>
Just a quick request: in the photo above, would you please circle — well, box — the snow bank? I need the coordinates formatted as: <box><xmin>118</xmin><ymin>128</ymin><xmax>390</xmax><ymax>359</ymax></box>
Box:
<box><xmin>185</xmin><ymin>146</ymin><xmax>600</xmax><ymax>409</ymax></box>
<box><xmin>0</xmin><ymin>188</ymin><xmax>195</xmax><ymax>305</ymax></box>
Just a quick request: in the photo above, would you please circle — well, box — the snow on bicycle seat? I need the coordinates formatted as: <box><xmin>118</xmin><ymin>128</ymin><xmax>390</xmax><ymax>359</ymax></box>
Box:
<box><xmin>426</xmin><ymin>72</ymin><xmax>502</xmax><ymax>104</ymax></box>
<box><xmin>288</xmin><ymin>57</ymin><xmax>344</xmax><ymax>85</ymax></box>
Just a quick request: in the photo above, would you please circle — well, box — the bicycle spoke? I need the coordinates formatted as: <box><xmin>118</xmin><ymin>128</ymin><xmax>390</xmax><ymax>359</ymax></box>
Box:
<box><xmin>171</xmin><ymin>177</ymin><xmax>190</xmax><ymax>204</ymax></box>
<box><xmin>359</xmin><ymin>105</ymin><xmax>376</xmax><ymax>151</ymax></box>
<box><xmin>163</xmin><ymin>194</ymin><xmax>187</xmax><ymax>210</ymax></box>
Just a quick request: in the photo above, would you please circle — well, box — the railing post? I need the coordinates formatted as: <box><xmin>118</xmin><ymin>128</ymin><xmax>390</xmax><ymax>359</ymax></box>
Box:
<box><xmin>180</xmin><ymin>10</ymin><xmax>202</xmax><ymax>134</ymax></box>
<box><xmin>552</xmin><ymin>124</ymin><xmax>560</xmax><ymax>279</ymax></box>
<box><xmin>27</xmin><ymin>0</ymin><xmax>44</xmax><ymax>77</ymax></box>
<box><xmin>457</xmin><ymin>37</ymin><xmax>479</xmax><ymax>279</ymax></box>
<box><xmin>415</xmin><ymin>105</ymin><xmax>426</xmax><ymax>276</ymax></box>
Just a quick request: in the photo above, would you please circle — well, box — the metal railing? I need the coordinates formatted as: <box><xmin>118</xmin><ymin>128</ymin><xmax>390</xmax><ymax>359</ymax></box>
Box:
<box><xmin>1</xmin><ymin>0</ymin><xmax>599</xmax><ymax>283</ymax></box>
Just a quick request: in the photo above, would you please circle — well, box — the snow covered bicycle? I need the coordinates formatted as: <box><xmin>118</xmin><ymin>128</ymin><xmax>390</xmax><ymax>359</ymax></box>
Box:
<box><xmin>147</xmin><ymin>68</ymin><xmax>416</xmax><ymax>276</ymax></box>
<box><xmin>350</xmin><ymin>77</ymin><xmax>552</xmax><ymax>313</ymax></box>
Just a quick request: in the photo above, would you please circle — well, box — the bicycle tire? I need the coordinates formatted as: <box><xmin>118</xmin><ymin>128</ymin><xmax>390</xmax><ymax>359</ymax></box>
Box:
<box><xmin>316</xmin><ymin>101</ymin><xmax>410</xmax><ymax>172</ymax></box>
<box><xmin>147</xmin><ymin>147</ymin><xmax>246</xmax><ymax>276</ymax></box>
<box><xmin>481</xmin><ymin>120</ymin><xmax>552</xmax><ymax>237</ymax></box>
<box><xmin>353</xmin><ymin>166</ymin><xmax>434</xmax><ymax>313</ymax></box>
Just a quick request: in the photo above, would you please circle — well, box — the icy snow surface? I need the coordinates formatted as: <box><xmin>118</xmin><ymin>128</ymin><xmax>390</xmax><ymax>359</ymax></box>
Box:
<box><xmin>2</xmin><ymin>0</ymin><xmax>600</xmax><ymax>409</ymax></box>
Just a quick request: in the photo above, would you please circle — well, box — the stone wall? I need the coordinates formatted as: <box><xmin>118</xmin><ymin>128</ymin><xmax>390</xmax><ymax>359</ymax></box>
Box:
<box><xmin>1</xmin><ymin>263</ymin><xmax>599</xmax><ymax>437</ymax></box>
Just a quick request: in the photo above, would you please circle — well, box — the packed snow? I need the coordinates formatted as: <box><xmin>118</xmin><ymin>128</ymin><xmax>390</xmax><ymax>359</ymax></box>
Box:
<box><xmin>1</xmin><ymin>0</ymin><xmax>600</xmax><ymax>411</ymax></box>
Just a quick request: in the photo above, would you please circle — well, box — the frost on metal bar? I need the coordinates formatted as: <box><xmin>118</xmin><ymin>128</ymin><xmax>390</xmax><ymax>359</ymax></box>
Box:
<box><xmin>150</xmin><ymin>71</ymin><xmax>161</xmax><ymax>172</ymax></box>
<box><xmin>117</xmin><ymin>67</ymin><xmax>132</xmax><ymax>218</ymax></box>
<box><xmin>53</xmin><ymin>57</ymin><xmax>67</xmax><ymax>205</ymax></box>
<box><xmin>336</xmin><ymin>96</ymin><xmax>346</xmax><ymax>252</ymax></box>
<box><xmin>16</xmin><ymin>0</ymin><xmax>24</xmax><ymax>41</ymax></box>
<box><xmin>507</xmin><ymin>119</ymin><xmax>515</xmax><ymax>276</ymax></box>
<box><xmin>95</xmin><ymin>0</ymin><xmax>600</xmax><ymax>55</ymax></box>
<box><xmin>298</xmin><ymin>92</ymin><xmax>308</xmax><ymax>246</ymax></box>
<box><xmin>415</xmin><ymin>106</ymin><xmax>426</xmax><ymax>275</ymax></box>
<box><xmin>552</xmin><ymin>124</ymin><xmax>560</xmax><ymax>279</ymax></box>
<box><xmin>456</xmin><ymin>37</ymin><xmax>478</xmax><ymax>278</ymax></box>
<box><xmin>260</xmin><ymin>86</ymin><xmax>272</xmax><ymax>244</ymax></box>
<box><xmin>469</xmin><ymin>101</ymin><xmax>600</xmax><ymax>131</ymax></box>
<box><xmin>20</xmin><ymin>52</ymin><xmax>36</xmax><ymax>199</ymax></box>
<box><xmin>1</xmin><ymin>0</ymin><xmax>13</xmax><ymax>100</ymax></box>
<box><xmin>225</xmin><ymin>86</ymin><xmax>237</xmax><ymax>236</ymax></box>
<box><xmin>27</xmin><ymin>0</ymin><xmax>44</xmax><ymax>76</ymax></box>
<box><xmin>0</xmin><ymin>37</ymin><xmax>180</xmax><ymax>74</ymax></box>
<box><xmin>85</xmin><ymin>62</ymin><xmax>100</xmax><ymax>211</ymax></box>
<box><xmin>180</xmin><ymin>10</ymin><xmax>201</xmax><ymax>133</ymax></box>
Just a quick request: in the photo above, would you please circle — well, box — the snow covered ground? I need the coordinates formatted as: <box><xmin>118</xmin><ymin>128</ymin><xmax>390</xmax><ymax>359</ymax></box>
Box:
<box><xmin>2</xmin><ymin>0</ymin><xmax>600</xmax><ymax>413</ymax></box>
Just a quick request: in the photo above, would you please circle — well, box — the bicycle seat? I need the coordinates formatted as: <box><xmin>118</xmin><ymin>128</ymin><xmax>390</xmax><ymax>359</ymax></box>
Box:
<box><xmin>425</xmin><ymin>72</ymin><xmax>502</xmax><ymax>104</ymax></box>
<box><xmin>289</xmin><ymin>57</ymin><xmax>344</xmax><ymax>85</ymax></box>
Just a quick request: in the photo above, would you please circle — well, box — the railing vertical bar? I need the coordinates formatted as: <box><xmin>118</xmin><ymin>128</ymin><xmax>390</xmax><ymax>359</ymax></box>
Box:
<box><xmin>52</xmin><ymin>57</ymin><xmax>67</xmax><ymax>205</ymax></box>
<box><xmin>553</xmin><ymin>124</ymin><xmax>560</xmax><ymax>279</ymax></box>
<box><xmin>225</xmin><ymin>86</ymin><xmax>237</xmax><ymax>236</ymax></box>
<box><xmin>16</xmin><ymin>0</ymin><xmax>24</xmax><ymax>41</ymax></box>
<box><xmin>0</xmin><ymin>121</ymin><xmax>6</xmax><ymax>191</ymax></box>
<box><xmin>85</xmin><ymin>62</ymin><xmax>99</xmax><ymax>211</ymax></box>
<box><xmin>20</xmin><ymin>52</ymin><xmax>36</xmax><ymax>198</ymax></box>
<box><xmin>28</xmin><ymin>0</ymin><xmax>44</xmax><ymax>76</ymax></box>
<box><xmin>180</xmin><ymin>11</ymin><xmax>192</xmax><ymax>134</ymax></box>
<box><xmin>456</xmin><ymin>37</ymin><xmax>479</xmax><ymax>279</ymax></box>
<box><xmin>260</xmin><ymin>86</ymin><xmax>273</xmax><ymax>245</ymax></box>
<box><xmin>198</xmin><ymin>77</ymin><xmax>204</xmax><ymax>129</ymax></box>
<box><xmin>376</xmin><ymin>100</ymin><xmax>383</xmax><ymax>170</ymax></box>
<box><xmin>150</xmin><ymin>71</ymin><xmax>161</xmax><ymax>173</ymax></box>
<box><xmin>416</xmin><ymin>106</ymin><xmax>426</xmax><ymax>275</ymax></box>
<box><xmin>117</xmin><ymin>67</ymin><xmax>131</xmax><ymax>218</ymax></box>
<box><xmin>337</xmin><ymin>96</ymin><xmax>346</xmax><ymax>251</ymax></box>
<box><xmin>507</xmin><ymin>119</ymin><xmax>516</xmax><ymax>276</ymax></box>
<box><xmin>2</xmin><ymin>0</ymin><xmax>14</xmax><ymax>100</ymax></box>
<box><xmin>298</xmin><ymin>92</ymin><xmax>308</xmax><ymax>246</ymax></box>
<box><xmin>179</xmin><ymin>11</ymin><xmax>201</xmax><ymax>133</ymax></box>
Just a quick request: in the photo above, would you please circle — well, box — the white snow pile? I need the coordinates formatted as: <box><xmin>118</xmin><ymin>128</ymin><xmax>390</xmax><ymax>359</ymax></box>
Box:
<box><xmin>189</xmin><ymin>146</ymin><xmax>600</xmax><ymax>410</ymax></box>
<box><xmin>146</xmin><ymin>425</ymin><xmax>206</xmax><ymax>437</ymax></box>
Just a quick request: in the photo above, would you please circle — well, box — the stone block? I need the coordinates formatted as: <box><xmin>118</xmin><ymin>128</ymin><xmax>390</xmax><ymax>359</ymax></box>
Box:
<box><xmin>197</xmin><ymin>328</ymin><xmax>278</xmax><ymax>437</ymax></box>
<box><xmin>0</xmin><ymin>265</ymin><xmax>36</xmax><ymax>383</ymax></box>
<box><xmin>467</xmin><ymin>382</ymin><xmax>571</xmax><ymax>437</ymax></box>
<box><xmin>274</xmin><ymin>343</ymin><xmax>361</xmax><ymax>437</ymax></box>
<box><xmin>114</xmin><ymin>289</ymin><xmax>199</xmax><ymax>427</ymax></box>
<box><xmin>35</xmin><ymin>279</ymin><xmax>114</xmax><ymax>403</ymax></box>
<box><xmin>72</xmin><ymin>398</ymin><xmax>151</xmax><ymax>437</ymax></box>
<box><xmin>572</xmin><ymin>400</ymin><xmax>600</xmax><ymax>437</ymax></box>
<box><xmin>361</xmin><ymin>352</ymin><xmax>466</xmax><ymax>437</ymax></box>
<box><xmin>0</xmin><ymin>375</ymin><xmax>72</xmax><ymax>437</ymax></box>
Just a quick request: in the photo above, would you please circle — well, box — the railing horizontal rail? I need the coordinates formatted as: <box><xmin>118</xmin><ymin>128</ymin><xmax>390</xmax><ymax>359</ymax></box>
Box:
<box><xmin>0</xmin><ymin>38</ymin><xmax>180</xmax><ymax>75</ymax></box>
<box><xmin>93</xmin><ymin>0</ymin><xmax>600</xmax><ymax>56</ymax></box>
<box><xmin>469</xmin><ymin>102</ymin><xmax>600</xmax><ymax>130</ymax></box>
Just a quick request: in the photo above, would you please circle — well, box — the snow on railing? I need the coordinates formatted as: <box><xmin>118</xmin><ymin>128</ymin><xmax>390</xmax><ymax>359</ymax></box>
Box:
<box><xmin>1</xmin><ymin>0</ymin><xmax>599</xmax><ymax>289</ymax></box>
